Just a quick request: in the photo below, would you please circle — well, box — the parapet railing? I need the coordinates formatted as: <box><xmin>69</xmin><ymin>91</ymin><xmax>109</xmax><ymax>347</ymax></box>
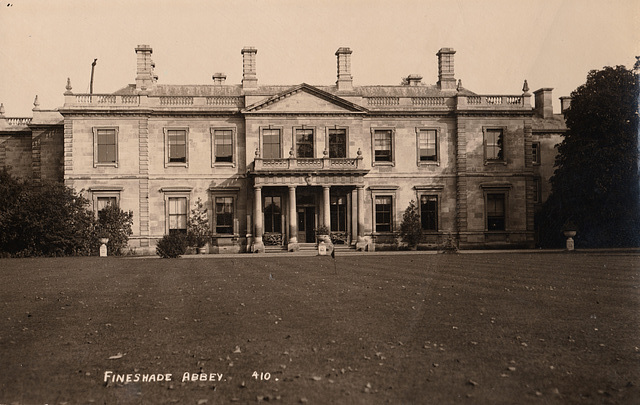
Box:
<box><xmin>5</xmin><ymin>117</ymin><xmax>33</xmax><ymax>126</ymax></box>
<box><xmin>65</xmin><ymin>94</ymin><xmax>245</xmax><ymax>108</ymax></box>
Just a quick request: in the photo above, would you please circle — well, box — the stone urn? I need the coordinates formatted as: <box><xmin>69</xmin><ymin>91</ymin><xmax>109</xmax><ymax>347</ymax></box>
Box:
<box><xmin>563</xmin><ymin>230</ymin><xmax>576</xmax><ymax>251</ymax></box>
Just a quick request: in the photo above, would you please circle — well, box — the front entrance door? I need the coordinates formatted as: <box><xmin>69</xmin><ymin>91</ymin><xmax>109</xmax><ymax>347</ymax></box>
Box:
<box><xmin>297</xmin><ymin>206</ymin><xmax>316</xmax><ymax>243</ymax></box>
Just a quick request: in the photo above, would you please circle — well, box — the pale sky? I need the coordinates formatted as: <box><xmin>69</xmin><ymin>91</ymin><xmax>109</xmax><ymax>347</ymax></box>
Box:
<box><xmin>1</xmin><ymin>0</ymin><xmax>638</xmax><ymax>116</ymax></box>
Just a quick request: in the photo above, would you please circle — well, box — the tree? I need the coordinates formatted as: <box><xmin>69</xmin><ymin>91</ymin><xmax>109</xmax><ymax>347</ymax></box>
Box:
<box><xmin>96</xmin><ymin>203</ymin><xmax>133</xmax><ymax>255</ymax></box>
<box><xmin>538</xmin><ymin>65</ymin><xmax>640</xmax><ymax>247</ymax></box>
<box><xmin>400</xmin><ymin>200</ymin><xmax>422</xmax><ymax>249</ymax></box>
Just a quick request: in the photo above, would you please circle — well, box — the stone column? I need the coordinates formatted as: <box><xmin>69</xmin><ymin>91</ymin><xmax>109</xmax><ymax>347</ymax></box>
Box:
<box><xmin>351</xmin><ymin>188</ymin><xmax>358</xmax><ymax>245</ymax></box>
<box><xmin>288</xmin><ymin>186</ymin><xmax>299</xmax><ymax>251</ymax></box>
<box><xmin>253</xmin><ymin>186</ymin><xmax>264</xmax><ymax>253</ymax></box>
<box><xmin>356</xmin><ymin>185</ymin><xmax>367</xmax><ymax>251</ymax></box>
<box><xmin>323</xmin><ymin>186</ymin><xmax>331</xmax><ymax>229</ymax></box>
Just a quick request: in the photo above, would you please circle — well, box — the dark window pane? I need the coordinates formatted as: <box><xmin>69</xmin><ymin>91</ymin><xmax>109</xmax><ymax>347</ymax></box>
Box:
<box><xmin>215</xmin><ymin>130</ymin><xmax>233</xmax><ymax>163</ymax></box>
<box><xmin>420</xmin><ymin>195</ymin><xmax>438</xmax><ymax>231</ymax></box>
<box><xmin>329</xmin><ymin>129</ymin><xmax>346</xmax><ymax>158</ymax></box>
<box><xmin>374</xmin><ymin>130</ymin><xmax>392</xmax><ymax>162</ymax></box>
<box><xmin>419</xmin><ymin>130</ymin><xmax>437</xmax><ymax>161</ymax></box>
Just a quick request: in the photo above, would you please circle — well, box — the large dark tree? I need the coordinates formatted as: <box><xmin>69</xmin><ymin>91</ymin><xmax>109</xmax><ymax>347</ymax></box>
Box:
<box><xmin>538</xmin><ymin>65</ymin><xmax>640</xmax><ymax>247</ymax></box>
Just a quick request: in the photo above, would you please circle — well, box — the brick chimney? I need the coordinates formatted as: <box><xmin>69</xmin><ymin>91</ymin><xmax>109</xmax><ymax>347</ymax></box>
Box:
<box><xmin>406</xmin><ymin>74</ymin><xmax>423</xmax><ymax>86</ymax></box>
<box><xmin>135</xmin><ymin>45</ymin><xmax>155</xmax><ymax>91</ymax></box>
<box><xmin>212</xmin><ymin>73</ymin><xmax>227</xmax><ymax>85</ymax></box>
<box><xmin>534</xmin><ymin>88</ymin><xmax>554</xmax><ymax>118</ymax></box>
<box><xmin>241</xmin><ymin>47</ymin><xmax>258</xmax><ymax>90</ymax></box>
<box><xmin>335</xmin><ymin>47</ymin><xmax>353</xmax><ymax>92</ymax></box>
<box><xmin>560</xmin><ymin>96</ymin><xmax>571</xmax><ymax>113</ymax></box>
<box><xmin>437</xmin><ymin>48</ymin><xmax>456</xmax><ymax>91</ymax></box>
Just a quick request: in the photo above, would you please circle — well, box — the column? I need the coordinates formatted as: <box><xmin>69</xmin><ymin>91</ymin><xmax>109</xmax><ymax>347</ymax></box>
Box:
<box><xmin>323</xmin><ymin>186</ymin><xmax>331</xmax><ymax>229</ymax></box>
<box><xmin>351</xmin><ymin>188</ymin><xmax>358</xmax><ymax>245</ymax></box>
<box><xmin>253</xmin><ymin>186</ymin><xmax>264</xmax><ymax>253</ymax></box>
<box><xmin>356</xmin><ymin>185</ymin><xmax>367</xmax><ymax>251</ymax></box>
<box><xmin>287</xmin><ymin>186</ymin><xmax>299</xmax><ymax>251</ymax></box>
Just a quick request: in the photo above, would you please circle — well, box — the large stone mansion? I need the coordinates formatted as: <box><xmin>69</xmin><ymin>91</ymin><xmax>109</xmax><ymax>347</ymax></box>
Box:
<box><xmin>0</xmin><ymin>45</ymin><xmax>568</xmax><ymax>254</ymax></box>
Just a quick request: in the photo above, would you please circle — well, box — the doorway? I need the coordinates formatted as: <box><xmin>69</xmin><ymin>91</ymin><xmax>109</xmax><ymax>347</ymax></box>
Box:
<box><xmin>297</xmin><ymin>206</ymin><xmax>316</xmax><ymax>243</ymax></box>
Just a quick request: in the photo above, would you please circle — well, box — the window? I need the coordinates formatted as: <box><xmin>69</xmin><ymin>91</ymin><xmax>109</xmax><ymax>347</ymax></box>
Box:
<box><xmin>533</xmin><ymin>177</ymin><xmax>542</xmax><ymax>204</ymax></box>
<box><xmin>375</xmin><ymin>196</ymin><xmax>393</xmax><ymax>232</ymax></box>
<box><xmin>215</xmin><ymin>197</ymin><xmax>234</xmax><ymax>234</ymax></box>
<box><xmin>373</xmin><ymin>129</ymin><xmax>393</xmax><ymax>163</ymax></box>
<box><xmin>97</xmin><ymin>196</ymin><xmax>118</xmax><ymax>212</ymax></box>
<box><xmin>262</xmin><ymin>129</ymin><xmax>281</xmax><ymax>159</ymax></box>
<box><xmin>168</xmin><ymin>197</ymin><xmax>188</xmax><ymax>234</ymax></box>
<box><xmin>296</xmin><ymin>128</ymin><xmax>314</xmax><ymax>158</ymax></box>
<box><xmin>420</xmin><ymin>195</ymin><xmax>438</xmax><ymax>231</ymax></box>
<box><xmin>264</xmin><ymin>196</ymin><xmax>282</xmax><ymax>233</ymax></box>
<box><xmin>93</xmin><ymin>127</ymin><xmax>118</xmax><ymax>166</ymax></box>
<box><xmin>165</xmin><ymin>128</ymin><xmax>188</xmax><ymax>166</ymax></box>
<box><xmin>486</xmin><ymin>193</ymin><xmax>506</xmax><ymax>231</ymax></box>
<box><xmin>330</xmin><ymin>195</ymin><xmax>347</xmax><ymax>232</ymax></box>
<box><xmin>484</xmin><ymin>128</ymin><xmax>504</xmax><ymax>162</ymax></box>
<box><xmin>418</xmin><ymin>129</ymin><xmax>438</xmax><ymax>163</ymax></box>
<box><xmin>532</xmin><ymin>142</ymin><xmax>540</xmax><ymax>165</ymax></box>
<box><xmin>328</xmin><ymin>128</ymin><xmax>347</xmax><ymax>158</ymax></box>
<box><xmin>213</xmin><ymin>129</ymin><xmax>234</xmax><ymax>164</ymax></box>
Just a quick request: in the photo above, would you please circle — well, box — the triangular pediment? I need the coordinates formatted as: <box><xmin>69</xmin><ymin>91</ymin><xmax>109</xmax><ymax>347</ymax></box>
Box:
<box><xmin>243</xmin><ymin>84</ymin><xmax>367</xmax><ymax>114</ymax></box>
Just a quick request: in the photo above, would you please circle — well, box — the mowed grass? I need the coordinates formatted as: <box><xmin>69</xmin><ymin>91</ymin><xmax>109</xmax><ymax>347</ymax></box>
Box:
<box><xmin>1</xmin><ymin>253</ymin><xmax>639</xmax><ymax>404</ymax></box>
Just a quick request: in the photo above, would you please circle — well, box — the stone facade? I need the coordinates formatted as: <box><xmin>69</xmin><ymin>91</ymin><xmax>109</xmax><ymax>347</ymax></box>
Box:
<box><xmin>0</xmin><ymin>45</ymin><xmax>568</xmax><ymax>253</ymax></box>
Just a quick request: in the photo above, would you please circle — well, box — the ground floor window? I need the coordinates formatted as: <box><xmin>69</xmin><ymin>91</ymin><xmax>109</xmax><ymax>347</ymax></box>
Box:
<box><xmin>168</xmin><ymin>197</ymin><xmax>188</xmax><ymax>234</ymax></box>
<box><xmin>264</xmin><ymin>196</ymin><xmax>282</xmax><ymax>233</ymax></box>
<box><xmin>375</xmin><ymin>196</ymin><xmax>393</xmax><ymax>232</ymax></box>
<box><xmin>215</xmin><ymin>197</ymin><xmax>234</xmax><ymax>234</ymax></box>
<box><xmin>420</xmin><ymin>195</ymin><xmax>438</xmax><ymax>231</ymax></box>
<box><xmin>486</xmin><ymin>193</ymin><xmax>506</xmax><ymax>231</ymax></box>
<box><xmin>330</xmin><ymin>195</ymin><xmax>347</xmax><ymax>232</ymax></box>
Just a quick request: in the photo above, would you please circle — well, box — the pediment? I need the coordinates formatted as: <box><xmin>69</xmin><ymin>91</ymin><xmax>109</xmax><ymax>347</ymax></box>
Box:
<box><xmin>243</xmin><ymin>84</ymin><xmax>367</xmax><ymax>114</ymax></box>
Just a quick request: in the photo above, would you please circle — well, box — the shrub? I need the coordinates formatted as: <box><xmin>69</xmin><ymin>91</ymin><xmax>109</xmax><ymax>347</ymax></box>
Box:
<box><xmin>95</xmin><ymin>204</ymin><xmax>133</xmax><ymax>256</ymax></box>
<box><xmin>156</xmin><ymin>233</ymin><xmax>188</xmax><ymax>258</ymax></box>
<box><xmin>400</xmin><ymin>200</ymin><xmax>423</xmax><ymax>249</ymax></box>
<box><xmin>0</xmin><ymin>171</ymin><xmax>96</xmax><ymax>257</ymax></box>
<box><xmin>316</xmin><ymin>225</ymin><xmax>330</xmax><ymax>236</ymax></box>
<box><xmin>187</xmin><ymin>197</ymin><xmax>211</xmax><ymax>248</ymax></box>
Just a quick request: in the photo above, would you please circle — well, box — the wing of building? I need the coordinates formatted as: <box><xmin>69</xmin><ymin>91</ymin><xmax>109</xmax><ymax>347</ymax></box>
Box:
<box><xmin>0</xmin><ymin>45</ymin><xmax>568</xmax><ymax>254</ymax></box>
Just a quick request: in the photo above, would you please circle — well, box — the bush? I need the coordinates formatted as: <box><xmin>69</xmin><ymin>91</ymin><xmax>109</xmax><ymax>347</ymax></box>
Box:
<box><xmin>0</xmin><ymin>171</ymin><xmax>96</xmax><ymax>257</ymax></box>
<box><xmin>95</xmin><ymin>204</ymin><xmax>133</xmax><ymax>256</ymax></box>
<box><xmin>156</xmin><ymin>233</ymin><xmax>188</xmax><ymax>258</ymax></box>
<box><xmin>186</xmin><ymin>198</ymin><xmax>211</xmax><ymax>248</ymax></box>
<box><xmin>400</xmin><ymin>200</ymin><xmax>422</xmax><ymax>249</ymax></box>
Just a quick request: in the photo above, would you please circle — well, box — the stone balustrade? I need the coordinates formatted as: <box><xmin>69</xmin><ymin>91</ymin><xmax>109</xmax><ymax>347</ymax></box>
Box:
<box><xmin>254</xmin><ymin>156</ymin><xmax>363</xmax><ymax>171</ymax></box>
<box><xmin>6</xmin><ymin>117</ymin><xmax>33</xmax><ymax>126</ymax></box>
<box><xmin>65</xmin><ymin>94</ymin><xmax>244</xmax><ymax>108</ymax></box>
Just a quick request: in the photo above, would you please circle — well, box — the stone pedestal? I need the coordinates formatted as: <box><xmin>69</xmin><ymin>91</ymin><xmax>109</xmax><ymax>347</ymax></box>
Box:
<box><xmin>99</xmin><ymin>243</ymin><xmax>107</xmax><ymax>257</ymax></box>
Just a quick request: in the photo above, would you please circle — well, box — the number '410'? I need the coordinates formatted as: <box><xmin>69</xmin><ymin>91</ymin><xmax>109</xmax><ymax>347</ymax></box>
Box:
<box><xmin>252</xmin><ymin>371</ymin><xmax>271</xmax><ymax>380</ymax></box>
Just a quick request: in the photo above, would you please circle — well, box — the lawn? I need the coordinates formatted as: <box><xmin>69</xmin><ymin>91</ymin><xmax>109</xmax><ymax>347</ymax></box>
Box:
<box><xmin>1</xmin><ymin>253</ymin><xmax>639</xmax><ymax>404</ymax></box>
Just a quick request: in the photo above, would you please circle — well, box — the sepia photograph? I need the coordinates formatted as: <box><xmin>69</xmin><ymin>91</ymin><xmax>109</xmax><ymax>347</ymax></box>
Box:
<box><xmin>1</xmin><ymin>0</ymin><xmax>639</xmax><ymax>403</ymax></box>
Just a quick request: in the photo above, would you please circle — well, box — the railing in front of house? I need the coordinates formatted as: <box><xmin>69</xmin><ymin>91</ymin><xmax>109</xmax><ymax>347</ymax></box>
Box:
<box><xmin>254</xmin><ymin>155</ymin><xmax>364</xmax><ymax>171</ymax></box>
<box><xmin>5</xmin><ymin>117</ymin><xmax>33</xmax><ymax>126</ymax></box>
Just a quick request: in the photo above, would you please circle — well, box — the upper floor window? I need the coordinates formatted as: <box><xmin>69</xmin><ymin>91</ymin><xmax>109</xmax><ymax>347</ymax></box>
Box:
<box><xmin>420</xmin><ymin>195</ymin><xmax>438</xmax><ymax>231</ymax></box>
<box><xmin>532</xmin><ymin>142</ymin><xmax>541</xmax><ymax>165</ymax></box>
<box><xmin>373</xmin><ymin>129</ymin><xmax>394</xmax><ymax>164</ymax></box>
<box><xmin>328</xmin><ymin>128</ymin><xmax>347</xmax><ymax>158</ymax></box>
<box><xmin>262</xmin><ymin>128</ymin><xmax>281</xmax><ymax>159</ymax></box>
<box><xmin>484</xmin><ymin>128</ymin><xmax>504</xmax><ymax>162</ymax></box>
<box><xmin>165</xmin><ymin>128</ymin><xmax>188</xmax><ymax>166</ymax></box>
<box><xmin>296</xmin><ymin>128</ymin><xmax>314</xmax><ymax>158</ymax></box>
<box><xmin>418</xmin><ymin>129</ymin><xmax>438</xmax><ymax>163</ymax></box>
<box><xmin>213</xmin><ymin>129</ymin><xmax>234</xmax><ymax>164</ymax></box>
<box><xmin>93</xmin><ymin>127</ymin><xmax>118</xmax><ymax>167</ymax></box>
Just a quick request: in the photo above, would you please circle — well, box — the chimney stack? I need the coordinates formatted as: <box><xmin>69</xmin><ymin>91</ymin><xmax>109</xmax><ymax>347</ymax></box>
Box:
<box><xmin>534</xmin><ymin>88</ymin><xmax>554</xmax><ymax>118</ymax></box>
<box><xmin>135</xmin><ymin>45</ymin><xmax>155</xmax><ymax>91</ymax></box>
<box><xmin>241</xmin><ymin>47</ymin><xmax>258</xmax><ymax>90</ymax></box>
<box><xmin>436</xmin><ymin>48</ymin><xmax>456</xmax><ymax>91</ymax></box>
<box><xmin>212</xmin><ymin>73</ymin><xmax>227</xmax><ymax>85</ymax></box>
<box><xmin>406</xmin><ymin>74</ymin><xmax>422</xmax><ymax>86</ymax></box>
<box><xmin>560</xmin><ymin>96</ymin><xmax>571</xmax><ymax>113</ymax></box>
<box><xmin>335</xmin><ymin>47</ymin><xmax>353</xmax><ymax>92</ymax></box>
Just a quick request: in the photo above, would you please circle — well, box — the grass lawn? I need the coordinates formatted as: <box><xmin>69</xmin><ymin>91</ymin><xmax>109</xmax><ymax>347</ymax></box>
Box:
<box><xmin>1</xmin><ymin>253</ymin><xmax>639</xmax><ymax>404</ymax></box>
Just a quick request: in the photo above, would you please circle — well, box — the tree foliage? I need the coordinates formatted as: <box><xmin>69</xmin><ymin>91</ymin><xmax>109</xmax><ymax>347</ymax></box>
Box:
<box><xmin>538</xmin><ymin>65</ymin><xmax>640</xmax><ymax>247</ymax></box>
<box><xmin>186</xmin><ymin>197</ymin><xmax>210</xmax><ymax>248</ymax></box>
<box><xmin>96</xmin><ymin>203</ymin><xmax>133</xmax><ymax>255</ymax></box>
<box><xmin>400</xmin><ymin>200</ymin><xmax>423</xmax><ymax>249</ymax></box>
<box><xmin>0</xmin><ymin>171</ymin><xmax>96</xmax><ymax>256</ymax></box>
